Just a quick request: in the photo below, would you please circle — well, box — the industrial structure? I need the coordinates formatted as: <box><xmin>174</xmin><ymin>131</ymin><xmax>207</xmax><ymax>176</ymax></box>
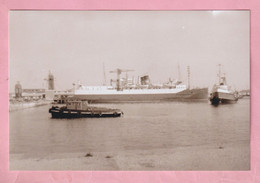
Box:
<box><xmin>11</xmin><ymin>72</ymin><xmax>56</xmax><ymax>101</ymax></box>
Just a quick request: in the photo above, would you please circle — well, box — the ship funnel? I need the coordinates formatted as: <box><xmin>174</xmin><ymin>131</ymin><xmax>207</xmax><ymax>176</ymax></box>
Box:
<box><xmin>140</xmin><ymin>75</ymin><xmax>150</xmax><ymax>85</ymax></box>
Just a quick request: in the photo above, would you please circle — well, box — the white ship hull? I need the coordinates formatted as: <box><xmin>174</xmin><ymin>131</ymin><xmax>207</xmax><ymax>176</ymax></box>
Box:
<box><xmin>210</xmin><ymin>88</ymin><xmax>238</xmax><ymax>105</ymax></box>
<box><xmin>72</xmin><ymin>88</ymin><xmax>208</xmax><ymax>103</ymax></box>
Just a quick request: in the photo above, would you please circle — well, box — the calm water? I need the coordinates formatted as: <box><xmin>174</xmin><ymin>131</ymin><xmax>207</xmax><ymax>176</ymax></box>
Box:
<box><xmin>10</xmin><ymin>99</ymin><xmax>250</xmax><ymax>158</ymax></box>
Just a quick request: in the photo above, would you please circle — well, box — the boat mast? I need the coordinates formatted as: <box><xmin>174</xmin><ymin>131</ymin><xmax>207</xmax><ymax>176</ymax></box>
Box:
<box><xmin>218</xmin><ymin>64</ymin><xmax>222</xmax><ymax>84</ymax></box>
<box><xmin>223</xmin><ymin>73</ymin><xmax>226</xmax><ymax>85</ymax></box>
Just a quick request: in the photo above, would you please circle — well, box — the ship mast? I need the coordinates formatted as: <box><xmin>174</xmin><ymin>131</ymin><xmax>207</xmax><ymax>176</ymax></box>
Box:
<box><xmin>103</xmin><ymin>62</ymin><xmax>106</xmax><ymax>86</ymax></box>
<box><xmin>187</xmin><ymin>66</ymin><xmax>190</xmax><ymax>89</ymax></box>
<box><xmin>178</xmin><ymin>64</ymin><xmax>181</xmax><ymax>81</ymax></box>
<box><xmin>222</xmin><ymin>73</ymin><xmax>226</xmax><ymax>85</ymax></box>
<box><xmin>218</xmin><ymin>64</ymin><xmax>222</xmax><ymax>84</ymax></box>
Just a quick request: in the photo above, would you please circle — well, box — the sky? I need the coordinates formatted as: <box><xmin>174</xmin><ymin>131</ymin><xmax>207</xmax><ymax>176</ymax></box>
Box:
<box><xmin>9</xmin><ymin>11</ymin><xmax>250</xmax><ymax>92</ymax></box>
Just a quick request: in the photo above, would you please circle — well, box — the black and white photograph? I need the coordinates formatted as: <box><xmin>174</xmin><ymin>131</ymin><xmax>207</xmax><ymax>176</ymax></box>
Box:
<box><xmin>9</xmin><ymin>10</ymin><xmax>250</xmax><ymax>170</ymax></box>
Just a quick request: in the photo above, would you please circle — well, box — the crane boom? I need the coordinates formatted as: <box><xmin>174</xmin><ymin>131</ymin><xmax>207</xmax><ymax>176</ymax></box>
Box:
<box><xmin>109</xmin><ymin>68</ymin><xmax>134</xmax><ymax>91</ymax></box>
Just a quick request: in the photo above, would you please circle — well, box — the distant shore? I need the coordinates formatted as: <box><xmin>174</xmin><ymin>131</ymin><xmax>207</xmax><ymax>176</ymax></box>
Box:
<box><xmin>9</xmin><ymin>100</ymin><xmax>51</xmax><ymax>112</ymax></box>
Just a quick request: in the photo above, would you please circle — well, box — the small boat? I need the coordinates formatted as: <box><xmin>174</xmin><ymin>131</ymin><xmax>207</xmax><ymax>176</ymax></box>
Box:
<box><xmin>49</xmin><ymin>98</ymin><xmax>123</xmax><ymax>118</ymax></box>
<box><xmin>209</xmin><ymin>65</ymin><xmax>238</xmax><ymax>105</ymax></box>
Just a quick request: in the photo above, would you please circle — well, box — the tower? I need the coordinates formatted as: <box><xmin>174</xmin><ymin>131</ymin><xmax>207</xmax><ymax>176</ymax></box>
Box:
<box><xmin>15</xmin><ymin>81</ymin><xmax>22</xmax><ymax>98</ymax></box>
<box><xmin>48</xmin><ymin>71</ymin><xmax>54</xmax><ymax>90</ymax></box>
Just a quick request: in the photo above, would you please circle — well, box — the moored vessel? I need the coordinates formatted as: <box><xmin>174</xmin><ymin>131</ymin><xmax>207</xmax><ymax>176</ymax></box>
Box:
<box><xmin>209</xmin><ymin>65</ymin><xmax>238</xmax><ymax>105</ymax></box>
<box><xmin>72</xmin><ymin>86</ymin><xmax>208</xmax><ymax>103</ymax></box>
<box><xmin>61</xmin><ymin>67</ymin><xmax>208</xmax><ymax>103</ymax></box>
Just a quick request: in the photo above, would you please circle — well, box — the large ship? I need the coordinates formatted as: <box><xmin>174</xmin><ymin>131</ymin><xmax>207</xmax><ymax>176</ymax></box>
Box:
<box><xmin>209</xmin><ymin>65</ymin><xmax>238</xmax><ymax>105</ymax></box>
<box><xmin>64</xmin><ymin>68</ymin><xmax>208</xmax><ymax>103</ymax></box>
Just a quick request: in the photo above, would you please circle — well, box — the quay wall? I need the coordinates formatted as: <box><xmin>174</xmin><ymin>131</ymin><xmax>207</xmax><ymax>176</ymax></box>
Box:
<box><xmin>9</xmin><ymin>100</ymin><xmax>51</xmax><ymax>112</ymax></box>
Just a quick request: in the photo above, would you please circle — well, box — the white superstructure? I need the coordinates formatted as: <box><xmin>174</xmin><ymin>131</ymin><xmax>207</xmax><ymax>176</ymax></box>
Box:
<box><xmin>74</xmin><ymin>84</ymin><xmax>187</xmax><ymax>95</ymax></box>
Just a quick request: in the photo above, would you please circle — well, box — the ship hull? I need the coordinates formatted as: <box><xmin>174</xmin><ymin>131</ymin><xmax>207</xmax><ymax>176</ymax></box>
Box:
<box><xmin>210</xmin><ymin>91</ymin><xmax>238</xmax><ymax>105</ymax></box>
<box><xmin>72</xmin><ymin>88</ymin><xmax>208</xmax><ymax>103</ymax></box>
<box><xmin>50</xmin><ymin>111</ymin><xmax>122</xmax><ymax>118</ymax></box>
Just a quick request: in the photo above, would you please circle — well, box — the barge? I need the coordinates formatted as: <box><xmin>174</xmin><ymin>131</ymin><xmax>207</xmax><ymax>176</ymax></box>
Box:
<box><xmin>49</xmin><ymin>99</ymin><xmax>123</xmax><ymax>118</ymax></box>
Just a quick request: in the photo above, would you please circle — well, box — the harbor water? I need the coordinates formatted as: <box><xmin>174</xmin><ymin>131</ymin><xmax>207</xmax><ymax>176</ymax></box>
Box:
<box><xmin>9</xmin><ymin>98</ymin><xmax>250</xmax><ymax>170</ymax></box>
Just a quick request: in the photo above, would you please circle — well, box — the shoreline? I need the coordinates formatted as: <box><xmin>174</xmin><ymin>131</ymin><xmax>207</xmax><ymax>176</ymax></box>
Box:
<box><xmin>10</xmin><ymin>142</ymin><xmax>249</xmax><ymax>171</ymax></box>
<box><xmin>9</xmin><ymin>100</ymin><xmax>51</xmax><ymax>112</ymax></box>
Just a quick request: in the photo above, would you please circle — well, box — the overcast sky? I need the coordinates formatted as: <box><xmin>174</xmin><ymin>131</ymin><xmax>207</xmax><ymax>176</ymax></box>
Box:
<box><xmin>9</xmin><ymin>11</ymin><xmax>250</xmax><ymax>92</ymax></box>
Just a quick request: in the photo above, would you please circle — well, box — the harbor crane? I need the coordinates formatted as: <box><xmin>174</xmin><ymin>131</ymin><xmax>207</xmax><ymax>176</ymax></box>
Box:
<box><xmin>110</xmin><ymin>68</ymin><xmax>134</xmax><ymax>91</ymax></box>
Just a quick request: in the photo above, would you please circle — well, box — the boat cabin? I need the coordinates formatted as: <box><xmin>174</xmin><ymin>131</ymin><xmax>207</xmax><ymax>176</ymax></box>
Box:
<box><xmin>66</xmin><ymin>99</ymin><xmax>89</xmax><ymax>110</ymax></box>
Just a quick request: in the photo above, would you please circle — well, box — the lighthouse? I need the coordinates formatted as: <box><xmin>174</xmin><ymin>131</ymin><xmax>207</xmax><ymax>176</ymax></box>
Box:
<box><xmin>48</xmin><ymin>71</ymin><xmax>54</xmax><ymax>90</ymax></box>
<box><xmin>45</xmin><ymin>71</ymin><xmax>55</xmax><ymax>100</ymax></box>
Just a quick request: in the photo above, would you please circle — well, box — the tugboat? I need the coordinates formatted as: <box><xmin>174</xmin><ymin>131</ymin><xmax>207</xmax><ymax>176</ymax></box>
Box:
<box><xmin>49</xmin><ymin>98</ymin><xmax>123</xmax><ymax>118</ymax></box>
<box><xmin>209</xmin><ymin>65</ymin><xmax>238</xmax><ymax>105</ymax></box>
